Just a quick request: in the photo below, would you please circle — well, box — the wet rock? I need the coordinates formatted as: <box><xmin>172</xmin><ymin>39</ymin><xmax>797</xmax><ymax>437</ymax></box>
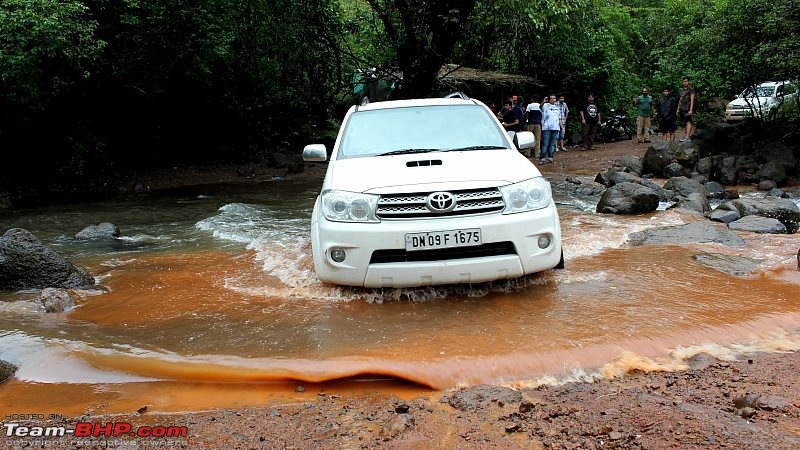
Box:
<box><xmin>75</xmin><ymin>222</ymin><xmax>121</xmax><ymax>240</ymax></box>
<box><xmin>628</xmin><ymin>223</ymin><xmax>746</xmax><ymax>247</ymax></box>
<box><xmin>0</xmin><ymin>360</ymin><xmax>17</xmax><ymax>383</ymax></box>
<box><xmin>0</xmin><ymin>228</ymin><xmax>95</xmax><ymax>291</ymax></box>
<box><xmin>642</xmin><ymin>143</ymin><xmax>675</xmax><ymax>177</ymax></box>
<box><xmin>447</xmin><ymin>385</ymin><xmax>523</xmax><ymax>411</ymax></box>
<box><xmin>759</xmin><ymin>141</ymin><xmax>797</xmax><ymax>173</ymax></box>
<box><xmin>696</xmin><ymin>157</ymin><xmax>713</xmax><ymax>175</ymax></box>
<box><xmin>613</xmin><ymin>156</ymin><xmax>643</xmax><ymax>176</ymax></box>
<box><xmin>767</xmin><ymin>188</ymin><xmax>788</xmax><ymax>199</ymax></box>
<box><xmin>565</xmin><ymin>176</ymin><xmax>581</xmax><ymax>185</ymax></box>
<box><xmin>714</xmin><ymin>155</ymin><xmax>739</xmax><ymax>185</ymax></box>
<box><xmin>755</xmin><ymin>162</ymin><xmax>787</xmax><ymax>186</ymax></box>
<box><xmin>504</xmin><ymin>422</ymin><xmax>522</xmax><ymax>433</ymax></box>
<box><xmin>672</xmin><ymin>193</ymin><xmax>710</xmax><ymax>214</ymax></box>
<box><xmin>663</xmin><ymin>176</ymin><xmax>710</xmax><ymax>198</ymax></box>
<box><xmin>596</xmin><ymin>182</ymin><xmax>660</xmax><ymax>215</ymax></box>
<box><xmin>728</xmin><ymin>216</ymin><xmax>787</xmax><ymax>234</ymax></box>
<box><xmin>757</xmin><ymin>180</ymin><xmax>778</xmax><ymax>191</ymax></box>
<box><xmin>704</xmin><ymin>181</ymin><xmax>726</xmax><ymax>199</ymax></box>
<box><xmin>708</xmin><ymin>208</ymin><xmax>741</xmax><ymax>224</ymax></box>
<box><xmin>716</xmin><ymin>197</ymin><xmax>800</xmax><ymax>233</ymax></box>
<box><xmin>37</xmin><ymin>287</ymin><xmax>75</xmax><ymax>313</ymax></box>
<box><xmin>664</xmin><ymin>162</ymin><xmax>687</xmax><ymax>179</ymax></box>
<box><xmin>394</xmin><ymin>403</ymin><xmax>410</xmax><ymax>414</ymax></box>
<box><xmin>692</xmin><ymin>253</ymin><xmax>760</xmax><ymax>276</ymax></box>
<box><xmin>295</xmin><ymin>385</ymin><xmax>305</xmax><ymax>393</ymax></box>
<box><xmin>595</xmin><ymin>169</ymin><xmax>641</xmax><ymax>187</ymax></box>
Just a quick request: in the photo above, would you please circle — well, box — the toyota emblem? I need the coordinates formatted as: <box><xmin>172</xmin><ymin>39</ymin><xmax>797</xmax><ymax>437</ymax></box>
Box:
<box><xmin>426</xmin><ymin>192</ymin><xmax>456</xmax><ymax>213</ymax></box>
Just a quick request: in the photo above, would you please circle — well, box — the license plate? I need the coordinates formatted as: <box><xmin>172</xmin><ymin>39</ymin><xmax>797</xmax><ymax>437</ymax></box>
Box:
<box><xmin>404</xmin><ymin>229</ymin><xmax>482</xmax><ymax>251</ymax></box>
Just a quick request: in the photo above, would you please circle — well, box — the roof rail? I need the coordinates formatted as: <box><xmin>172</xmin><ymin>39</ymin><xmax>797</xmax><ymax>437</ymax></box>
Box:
<box><xmin>444</xmin><ymin>91</ymin><xmax>470</xmax><ymax>100</ymax></box>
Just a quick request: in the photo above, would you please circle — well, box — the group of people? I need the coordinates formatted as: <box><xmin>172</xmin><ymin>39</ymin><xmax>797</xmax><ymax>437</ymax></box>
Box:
<box><xmin>493</xmin><ymin>76</ymin><xmax>697</xmax><ymax>164</ymax></box>
<box><xmin>632</xmin><ymin>77</ymin><xmax>696</xmax><ymax>143</ymax></box>
<box><xmin>496</xmin><ymin>94</ymin><xmax>570</xmax><ymax>164</ymax></box>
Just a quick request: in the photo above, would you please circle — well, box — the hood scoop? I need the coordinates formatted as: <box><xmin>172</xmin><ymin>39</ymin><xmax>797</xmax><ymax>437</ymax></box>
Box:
<box><xmin>406</xmin><ymin>159</ymin><xmax>443</xmax><ymax>167</ymax></box>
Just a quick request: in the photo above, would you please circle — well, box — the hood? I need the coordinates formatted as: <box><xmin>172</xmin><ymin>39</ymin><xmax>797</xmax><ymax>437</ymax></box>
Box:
<box><xmin>325</xmin><ymin>149</ymin><xmax>542</xmax><ymax>193</ymax></box>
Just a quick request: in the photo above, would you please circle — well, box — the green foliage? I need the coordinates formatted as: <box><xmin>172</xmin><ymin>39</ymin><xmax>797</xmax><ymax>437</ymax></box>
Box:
<box><xmin>0</xmin><ymin>0</ymin><xmax>104</xmax><ymax>108</ymax></box>
<box><xmin>2</xmin><ymin>0</ymin><xmax>799</xmax><ymax>201</ymax></box>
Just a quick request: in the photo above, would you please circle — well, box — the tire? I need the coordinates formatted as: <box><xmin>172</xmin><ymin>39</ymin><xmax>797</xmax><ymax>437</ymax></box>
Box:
<box><xmin>555</xmin><ymin>250</ymin><xmax>565</xmax><ymax>269</ymax></box>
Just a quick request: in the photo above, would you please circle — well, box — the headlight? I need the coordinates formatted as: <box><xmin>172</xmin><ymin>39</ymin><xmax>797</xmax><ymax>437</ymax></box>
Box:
<box><xmin>499</xmin><ymin>177</ymin><xmax>552</xmax><ymax>213</ymax></box>
<box><xmin>321</xmin><ymin>190</ymin><xmax>380</xmax><ymax>222</ymax></box>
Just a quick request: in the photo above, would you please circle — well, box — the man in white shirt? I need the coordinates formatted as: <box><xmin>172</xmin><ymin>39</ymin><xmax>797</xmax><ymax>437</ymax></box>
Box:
<box><xmin>540</xmin><ymin>95</ymin><xmax>561</xmax><ymax>164</ymax></box>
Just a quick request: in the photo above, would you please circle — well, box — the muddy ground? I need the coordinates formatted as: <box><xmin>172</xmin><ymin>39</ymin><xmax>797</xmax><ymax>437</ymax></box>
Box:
<box><xmin>3</xmin><ymin>138</ymin><xmax>799</xmax><ymax>449</ymax></box>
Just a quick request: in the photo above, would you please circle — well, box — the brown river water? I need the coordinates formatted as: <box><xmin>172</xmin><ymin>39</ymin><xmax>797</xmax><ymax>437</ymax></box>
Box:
<box><xmin>1</xmin><ymin>177</ymin><xmax>799</xmax><ymax>416</ymax></box>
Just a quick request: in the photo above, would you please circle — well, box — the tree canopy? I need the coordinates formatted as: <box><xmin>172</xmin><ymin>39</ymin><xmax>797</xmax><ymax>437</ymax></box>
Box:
<box><xmin>1</xmin><ymin>0</ymin><xmax>798</xmax><ymax>199</ymax></box>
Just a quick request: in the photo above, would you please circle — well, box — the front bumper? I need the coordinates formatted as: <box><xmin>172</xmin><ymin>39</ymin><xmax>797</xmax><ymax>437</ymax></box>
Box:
<box><xmin>311</xmin><ymin>203</ymin><xmax>562</xmax><ymax>287</ymax></box>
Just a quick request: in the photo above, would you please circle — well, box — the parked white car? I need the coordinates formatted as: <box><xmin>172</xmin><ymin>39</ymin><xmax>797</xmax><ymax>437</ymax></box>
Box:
<box><xmin>725</xmin><ymin>80</ymin><xmax>796</xmax><ymax>121</ymax></box>
<box><xmin>302</xmin><ymin>96</ymin><xmax>563</xmax><ymax>288</ymax></box>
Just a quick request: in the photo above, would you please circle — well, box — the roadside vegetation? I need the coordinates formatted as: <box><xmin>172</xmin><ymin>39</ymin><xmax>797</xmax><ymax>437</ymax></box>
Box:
<box><xmin>1</xmin><ymin>0</ymin><xmax>798</xmax><ymax>200</ymax></box>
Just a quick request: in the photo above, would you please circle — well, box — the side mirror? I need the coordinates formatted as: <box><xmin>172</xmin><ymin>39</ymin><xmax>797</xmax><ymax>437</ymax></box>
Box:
<box><xmin>302</xmin><ymin>144</ymin><xmax>327</xmax><ymax>162</ymax></box>
<box><xmin>514</xmin><ymin>131</ymin><xmax>536</xmax><ymax>150</ymax></box>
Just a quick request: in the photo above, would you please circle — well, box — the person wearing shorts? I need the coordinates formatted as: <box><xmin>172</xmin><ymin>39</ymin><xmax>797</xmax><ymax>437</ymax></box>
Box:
<box><xmin>657</xmin><ymin>87</ymin><xmax>678</xmax><ymax>141</ymax></box>
<box><xmin>677</xmin><ymin>77</ymin><xmax>695</xmax><ymax>141</ymax></box>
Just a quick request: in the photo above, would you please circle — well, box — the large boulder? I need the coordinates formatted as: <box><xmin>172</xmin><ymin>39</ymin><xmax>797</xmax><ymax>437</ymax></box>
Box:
<box><xmin>759</xmin><ymin>141</ymin><xmax>797</xmax><ymax>174</ymax></box>
<box><xmin>754</xmin><ymin>161</ymin><xmax>788</xmax><ymax>186</ymax></box>
<box><xmin>663</xmin><ymin>176</ymin><xmax>710</xmax><ymax>198</ymax></box>
<box><xmin>672</xmin><ymin>192</ymin><xmax>710</xmax><ymax>214</ymax></box>
<box><xmin>628</xmin><ymin>223</ymin><xmax>746</xmax><ymax>247</ymax></box>
<box><xmin>642</xmin><ymin>142</ymin><xmax>676</xmax><ymax>177</ymax></box>
<box><xmin>0</xmin><ymin>228</ymin><xmax>95</xmax><ymax>291</ymax></box>
<box><xmin>596</xmin><ymin>182</ymin><xmax>660</xmax><ymax>214</ymax></box>
<box><xmin>728</xmin><ymin>216</ymin><xmax>788</xmax><ymax>234</ymax></box>
<box><xmin>75</xmin><ymin>222</ymin><xmax>121</xmax><ymax>240</ymax></box>
<box><xmin>613</xmin><ymin>156</ymin><xmax>644</xmax><ymax>176</ymax></box>
<box><xmin>713</xmin><ymin>155</ymin><xmax>739</xmax><ymax>185</ymax></box>
<box><xmin>716</xmin><ymin>198</ymin><xmax>800</xmax><ymax>234</ymax></box>
<box><xmin>708</xmin><ymin>208</ymin><xmax>741</xmax><ymax>224</ymax></box>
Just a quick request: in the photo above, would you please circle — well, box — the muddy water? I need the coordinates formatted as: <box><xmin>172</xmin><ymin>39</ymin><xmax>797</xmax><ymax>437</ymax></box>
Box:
<box><xmin>1</xmin><ymin>177</ymin><xmax>799</xmax><ymax>415</ymax></box>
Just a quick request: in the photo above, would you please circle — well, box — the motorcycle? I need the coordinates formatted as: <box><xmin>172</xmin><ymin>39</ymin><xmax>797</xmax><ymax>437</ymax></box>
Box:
<box><xmin>598</xmin><ymin>110</ymin><xmax>633</xmax><ymax>142</ymax></box>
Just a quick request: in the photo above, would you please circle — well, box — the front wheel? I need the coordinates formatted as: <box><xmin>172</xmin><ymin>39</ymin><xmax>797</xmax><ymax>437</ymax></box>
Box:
<box><xmin>555</xmin><ymin>250</ymin><xmax>565</xmax><ymax>269</ymax></box>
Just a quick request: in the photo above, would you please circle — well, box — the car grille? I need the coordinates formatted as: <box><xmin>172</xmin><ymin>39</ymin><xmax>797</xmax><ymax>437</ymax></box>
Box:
<box><xmin>370</xmin><ymin>242</ymin><xmax>516</xmax><ymax>264</ymax></box>
<box><xmin>377</xmin><ymin>188</ymin><xmax>505</xmax><ymax>219</ymax></box>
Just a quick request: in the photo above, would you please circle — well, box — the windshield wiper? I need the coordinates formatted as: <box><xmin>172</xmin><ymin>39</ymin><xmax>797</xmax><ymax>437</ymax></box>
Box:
<box><xmin>378</xmin><ymin>148</ymin><xmax>442</xmax><ymax>156</ymax></box>
<box><xmin>448</xmin><ymin>145</ymin><xmax>508</xmax><ymax>151</ymax></box>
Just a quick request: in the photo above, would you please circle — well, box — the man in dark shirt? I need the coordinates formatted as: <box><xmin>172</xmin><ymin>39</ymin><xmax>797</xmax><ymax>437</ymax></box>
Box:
<box><xmin>657</xmin><ymin>87</ymin><xmax>678</xmax><ymax>141</ymax></box>
<box><xmin>579</xmin><ymin>93</ymin><xmax>601</xmax><ymax>150</ymax></box>
<box><xmin>501</xmin><ymin>100</ymin><xmax>520</xmax><ymax>132</ymax></box>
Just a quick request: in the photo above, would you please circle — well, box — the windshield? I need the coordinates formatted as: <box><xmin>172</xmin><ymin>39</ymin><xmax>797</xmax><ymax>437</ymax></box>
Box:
<box><xmin>742</xmin><ymin>85</ymin><xmax>777</xmax><ymax>98</ymax></box>
<box><xmin>337</xmin><ymin>104</ymin><xmax>510</xmax><ymax>159</ymax></box>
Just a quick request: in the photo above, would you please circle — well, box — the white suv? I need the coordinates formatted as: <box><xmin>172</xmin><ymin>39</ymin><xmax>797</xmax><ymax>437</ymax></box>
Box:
<box><xmin>302</xmin><ymin>96</ymin><xmax>563</xmax><ymax>288</ymax></box>
<box><xmin>725</xmin><ymin>80</ymin><xmax>796</xmax><ymax>121</ymax></box>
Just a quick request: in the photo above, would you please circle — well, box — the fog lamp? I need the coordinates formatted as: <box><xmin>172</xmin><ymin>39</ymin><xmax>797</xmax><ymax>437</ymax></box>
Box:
<box><xmin>537</xmin><ymin>235</ymin><xmax>551</xmax><ymax>249</ymax></box>
<box><xmin>330</xmin><ymin>247</ymin><xmax>346</xmax><ymax>263</ymax></box>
